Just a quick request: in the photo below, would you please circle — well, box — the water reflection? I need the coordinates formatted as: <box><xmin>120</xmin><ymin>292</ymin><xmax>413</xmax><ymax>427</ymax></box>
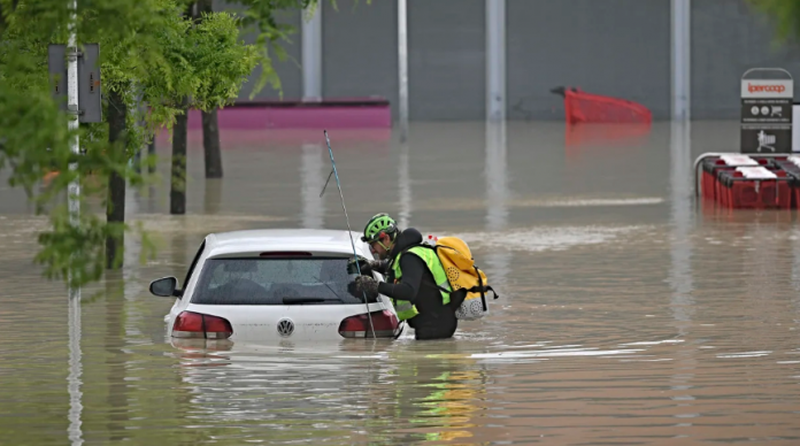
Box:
<box><xmin>668</xmin><ymin>120</ymin><xmax>697</xmax><ymax>431</ymax></box>
<box><xmin>668</xmin><ymin>120</ymin><xmax>694</xmax><ymax>332</ymax></box>
<box><xmin>300</xmin><ymin>144</ymin><xmax>325</xmax><ymax>229</ymax></box>
<box><xmin>67</xmin><ymin>290</ymin><xmax>83</xmax><ymax>446</ymax></box>
<box><xmin>484</xmin><ymin>120</ymin><xmax>511</xmax><ymax>276</ymax></box>
<box><xmin>104</xmin><ymin>274</ymin><xmax>129</xmax><ymax>442</ymax></box>
<box><xmin>204</xmin><ymin>179</ymin><xmax>222</xmax><ymax>215</ymax></box>
<box><xmin>169</xmin><ymin>339</ymin><xmax>489</xmax><ymax>444</ymax></box>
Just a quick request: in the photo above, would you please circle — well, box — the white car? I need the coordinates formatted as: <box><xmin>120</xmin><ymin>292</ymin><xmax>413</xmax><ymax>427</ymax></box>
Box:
<box><xmin>149</xmin><ymin>229</ymin><xmax>404</xmax><ymax>342</ymax></box>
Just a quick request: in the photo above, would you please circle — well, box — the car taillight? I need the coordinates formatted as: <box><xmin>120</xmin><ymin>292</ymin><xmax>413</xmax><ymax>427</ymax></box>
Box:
<box><xmin>172</xmin><ymin>311</ymin><xmax>233</xmax><ymax>339</ymax></box>
<box><xmin>338</xmin><ymin>310</ymin><xmax>400</xmax><ymax>338</ymax></box>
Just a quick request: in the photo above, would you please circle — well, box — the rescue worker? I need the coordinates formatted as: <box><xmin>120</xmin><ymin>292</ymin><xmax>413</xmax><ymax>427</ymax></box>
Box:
<box><xmin>347</xmin><ymin>213</ymin><xmax>460</xmax><ymax>340</ymax></box>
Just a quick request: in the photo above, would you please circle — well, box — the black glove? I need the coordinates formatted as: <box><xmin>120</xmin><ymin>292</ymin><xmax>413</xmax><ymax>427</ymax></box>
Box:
<box><xmin>347</xmin><ymin>276</ymin><xmax>380</xmax><ymax>301</ymax></box>
<box><xmin>347</xmin><ymin>259</ymin><xmax>386</xmax><ymax>275</ymax></box>
<box><xmin>347</xmin><ymin>258</ymin><xmax>370</xmax><ymax>275</ymax></box>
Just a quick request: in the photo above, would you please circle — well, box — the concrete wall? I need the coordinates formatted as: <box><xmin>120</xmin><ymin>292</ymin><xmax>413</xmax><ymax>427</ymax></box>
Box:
<box><xmin>691</xmin><ymin>0</ymin><xmax>800</xmax><ymax>119</ymax></box>
<box><xmin>322</xmin><ymin>0</ymin><xmax>398</xmax><ymax>117</ymax></box>
<box><xmin>507</xmin><ymin>0</ymin><xmax>671</xmax><ymax>121</ymax></box>
<box><xmin>213</xmin><ymin>1</ymin><xmax>303</xmax><ymax>100</ymax></box>
<box><xmin>217</xmin><ymin>0</ymin><xmax>800</xmax><ymax>121</ymax></box>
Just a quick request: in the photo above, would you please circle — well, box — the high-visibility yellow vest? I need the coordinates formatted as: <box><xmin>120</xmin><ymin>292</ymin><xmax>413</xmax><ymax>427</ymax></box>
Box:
<box><xmin>389</xmin><ymin>245</ymin><xmax>451</xmax><ymax>321</ymax></box>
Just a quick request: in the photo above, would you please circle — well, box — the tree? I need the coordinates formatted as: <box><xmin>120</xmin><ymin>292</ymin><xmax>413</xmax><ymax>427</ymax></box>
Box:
<box><xmin>170</xmin><ymin>1</ymin><xmax>260</xmax><ymax>214</ymax></box>
<box><xmin>167</xmin><ymin>0</ymin><xmax>334</xmax><ymax>214</ymax></box>
<box><xmin>0</xmin><ymin>0</ymin><xmax>368</xmax><ymax>288</ymax></box>
<box><xmin>0</xmin><ymin>0</ymin><xmax>258</xmax><ymax>284</ymax></box>
<box><xmin>196</xmin><ymin>0</ymin><xmax>223</xmax><ymax>180</ymax></box>
<box><xmin>747</xmin><ymin>0</ymin><xmax>800</xmax><ymax>44</ymax></box>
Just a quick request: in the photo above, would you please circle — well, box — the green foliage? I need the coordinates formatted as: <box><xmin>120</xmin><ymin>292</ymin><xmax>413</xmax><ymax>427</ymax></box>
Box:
<box><xmin>0</xmin><ymin>0</ymin><xmax>258</xmax><ymax>288</ymax></box>
<box><xmin>747</xmin><ymin>0</ymin><xmax>800</xmax><ymax>44</ymax></box>
<box><xmin>0</xmin><ymin>0</ymin><xmax>374</xmax><ymax>289</ymax></box>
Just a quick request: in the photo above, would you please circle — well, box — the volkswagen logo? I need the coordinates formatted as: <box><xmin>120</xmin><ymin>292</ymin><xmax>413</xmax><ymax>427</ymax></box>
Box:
<box><xmin>277</xmin><ymin>318</ymin><xmax>294</xmax><ymax>337</ymax></box>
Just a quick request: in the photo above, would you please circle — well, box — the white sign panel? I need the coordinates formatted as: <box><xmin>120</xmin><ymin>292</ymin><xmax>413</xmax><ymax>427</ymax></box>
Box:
<box><xmin>741</xmin><ymin>80</ymin><xmax>794</xmax><ymax>99</ymax></box>
<box><xmin>740</xmin><ymin>70</ymin><xmax>793</xmax><ymax>153</ymax></box>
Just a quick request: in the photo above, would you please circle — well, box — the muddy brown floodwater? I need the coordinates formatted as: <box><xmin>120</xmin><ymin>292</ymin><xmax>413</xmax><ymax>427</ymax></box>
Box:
<box><xmin>1</xmin><ymin>121</ymin><xmax>799</xmax><ymax>445</ymax></box>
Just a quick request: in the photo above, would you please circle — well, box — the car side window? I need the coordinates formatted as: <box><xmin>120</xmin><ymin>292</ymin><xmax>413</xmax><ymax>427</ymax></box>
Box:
<box><xmin>181</xmin><ymin>240</ymin><xmax>206</xmax><ymax>296</ymax></box>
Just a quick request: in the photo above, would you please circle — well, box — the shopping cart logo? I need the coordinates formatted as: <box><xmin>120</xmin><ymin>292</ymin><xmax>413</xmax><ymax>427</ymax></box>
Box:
<box><xmin>771</xmin><ymin>106</ymin><xmax>783</xmax><ymax>117</ymax></box>
<box><xmin>756</xmin><ymin>130</ymin><xmax>776</xmax><ymax>152</ymax></box>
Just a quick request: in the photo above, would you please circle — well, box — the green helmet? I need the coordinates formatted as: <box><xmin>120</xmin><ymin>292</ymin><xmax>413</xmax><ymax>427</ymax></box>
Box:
<box><xmin>361</xmin><ymin>213</ymin><xmax>398</xmax><ymax>243</ymax></box>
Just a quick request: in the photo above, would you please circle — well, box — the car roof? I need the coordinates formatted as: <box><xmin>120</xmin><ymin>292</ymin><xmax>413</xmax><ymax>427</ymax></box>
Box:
<box><xmin>203</xmin><ymin>228</ymin><xmax>371</xmax><ymax>258</ymax></box>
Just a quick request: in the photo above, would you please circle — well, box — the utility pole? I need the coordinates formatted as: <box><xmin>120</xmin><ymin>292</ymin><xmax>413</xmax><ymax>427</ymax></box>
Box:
<box><xmin>67</xmin><ymin>0</ymin><xmax>80</xmax><ymax>232</ymax></box>
<box><xmin>67</xmin><ymin>0</ymin><xmax>81</xmax><ymax>300</ymax></box>
<box><xmin>49</xmin><ymin>0</ymin><xmax>102</xmax><ymax>277</ymax></box>
<box><xmin>398</xmin><ymin>0</ymin><xmax>408</xmax><ymax>142</ymax></box>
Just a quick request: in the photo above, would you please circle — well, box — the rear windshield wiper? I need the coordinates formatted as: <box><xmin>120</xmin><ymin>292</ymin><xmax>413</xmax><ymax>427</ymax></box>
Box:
<box><xmin>282</xmin><ymin>297</ymin><xmax>341</xmax><ymax>305</ymax></box>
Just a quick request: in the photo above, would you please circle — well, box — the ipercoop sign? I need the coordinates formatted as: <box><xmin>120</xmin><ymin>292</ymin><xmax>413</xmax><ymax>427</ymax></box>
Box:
<box><xmin>741</xmin><ymin>80</ymin><xmax>793</xmax><ymax>98</ymax></box>
<box><xmin>740</xmin><ymin>76</ymin><xmax>793</xmax><ymax>153</ymax></box>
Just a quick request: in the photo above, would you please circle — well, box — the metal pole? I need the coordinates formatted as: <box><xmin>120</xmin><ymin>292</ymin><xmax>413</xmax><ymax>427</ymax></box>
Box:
<box><xmin>671</xmin><ymin>0</ymin><xmax>691</xmax><ymax>121</ymax></box>
<box><xmin>398</xmin><ymin>142</ymin><xmax>411</xmax><ymax>229</ymax></box>
<box><xmin>67</xmin><ymin>0</ymin><xmax>80</xmax><ymax>230</ymax></box>
<box><xmin>67</xmin><ymin>0</ymin><xmax>81</xmax><ymax>301</ymax></box>
<box><xmin>301</xmin><ymin>4</ymin><xmax>322</xmax><ymax>100</ymax></box>
<box><xmin>398</xmin><ymin>0</ymin><xmax>409</xmax><ymax>141</ymax></box>
<box><xmin>67</xmin><ymin>4</ymin><xmax>83</xmax><ymax>443</ymax></box>
<box><xmin>486</xmin><ymin>0</ymin><xmax>506</xmax><ymax>122</ymax></box>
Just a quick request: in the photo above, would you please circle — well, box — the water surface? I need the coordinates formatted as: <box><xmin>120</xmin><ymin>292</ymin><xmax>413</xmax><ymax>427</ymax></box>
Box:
<box><xmin>1</xmin><ymin>120</ymin><xmax>799</xmax><ymax>445</ymax></box>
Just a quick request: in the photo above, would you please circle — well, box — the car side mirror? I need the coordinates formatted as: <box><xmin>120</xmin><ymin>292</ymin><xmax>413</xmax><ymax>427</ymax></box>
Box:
<box><xmin>149</xmin><ymin>277</ymin><xmax>182</xmax><ymax>297</ymax></box>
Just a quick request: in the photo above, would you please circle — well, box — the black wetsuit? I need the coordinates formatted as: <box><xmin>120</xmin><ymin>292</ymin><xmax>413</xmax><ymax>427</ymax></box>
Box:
<box><xmin>372</xmin><ymin>228</ymin><xmax>459</xmax><ymax>340</ymax></box>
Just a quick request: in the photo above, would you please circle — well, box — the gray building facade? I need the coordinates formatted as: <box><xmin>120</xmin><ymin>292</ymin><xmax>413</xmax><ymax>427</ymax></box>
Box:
<box><xmin>220</xmin><ymin>0</ymin><xmax>800</xmax><ymax>121</ymax></box>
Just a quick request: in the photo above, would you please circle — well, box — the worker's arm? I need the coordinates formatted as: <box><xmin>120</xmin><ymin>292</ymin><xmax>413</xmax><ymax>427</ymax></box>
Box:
<box><xmin>370</xmin><ymin>259</ymin><xmax>390</xmax><ymax>275</ymax></box>
<box><xmin>377</xmin><ymin>253</ymin><xmax>424</xmax><ymax>303</ymax></box>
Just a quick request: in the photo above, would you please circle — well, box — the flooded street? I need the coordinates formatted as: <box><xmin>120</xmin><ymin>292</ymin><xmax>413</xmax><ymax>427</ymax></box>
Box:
<box><xmin>2</xmin><ymin>120</ymin><xmax>800</xmax><ymax>444</ymax></box>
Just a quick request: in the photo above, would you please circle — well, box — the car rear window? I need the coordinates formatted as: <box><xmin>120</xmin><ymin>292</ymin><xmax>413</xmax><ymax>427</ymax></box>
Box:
<box><xmin>191</xmin><ymin>257</ymin><xmax>367</xmax><ymax>305</ymax></box>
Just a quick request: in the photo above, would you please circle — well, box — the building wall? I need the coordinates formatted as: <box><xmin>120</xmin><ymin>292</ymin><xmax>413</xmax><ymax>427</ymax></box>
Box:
<box><xmin>217</xmin><ymin>0</ymin><xmax>800</xmax><ymax>121</ymax></box>
<box><xmin>691</xmin><ymin>0</ymin><xmax>800</xmax><ymax>120</ymax></box>
<box><xmin>507</xmin><ymin>0</ymin><xmax>671</xmax><ymax>121</ymax></box>
<box><xmin>214</xmin><ymin>0</ymin><xmax>303</xmax><ymax>101</ymax></box>
<box><xmin>322</xmin><ymin>0</ymin><xmax>398</xmax><ymax>116</ymax></box>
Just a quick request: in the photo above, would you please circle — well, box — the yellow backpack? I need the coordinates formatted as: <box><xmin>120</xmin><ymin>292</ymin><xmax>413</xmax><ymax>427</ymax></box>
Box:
<box><xmin>424</xmin><ymin>235</ymin><xmax>499</xmax><ymax>320</ymax></box>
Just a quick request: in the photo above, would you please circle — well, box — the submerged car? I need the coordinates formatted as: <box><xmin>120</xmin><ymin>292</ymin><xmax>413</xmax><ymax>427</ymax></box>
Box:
<box><xmin>149</xmin><ymin>229</ymin><xmax>403</xmax><ymax>342</ymax></box>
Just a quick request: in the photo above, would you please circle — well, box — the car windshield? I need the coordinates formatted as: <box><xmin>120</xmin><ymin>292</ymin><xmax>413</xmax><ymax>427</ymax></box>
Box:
<box><xmin>191</xmin><ymin>257</ymin><xmax>366</xmax><ymax>305</ymax></box>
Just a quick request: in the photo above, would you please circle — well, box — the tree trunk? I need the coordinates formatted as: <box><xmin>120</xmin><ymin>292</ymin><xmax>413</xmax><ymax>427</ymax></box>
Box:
<box><xmin>106</xmin><ymin>89</ymin><xmax>127</xmax><ymax>269</ymax></box>
<box><xmin>170</xmin><ymin>100</ymin><xmax>188</xmax><ymax>215</ymax></box>
<box><xmin>147</xmin><ymin>139</ymin><xmax>155</xmax><ymax>174</ymax></box>
<box><xmin>201</xmin><ymin>109</ymin><xmax>223</xmax><ymax>178</ymax></box>
<box><xmin>195</xmin><ymin>0</ymin><xmax>223</xmax><ymax>179</ymax></box>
